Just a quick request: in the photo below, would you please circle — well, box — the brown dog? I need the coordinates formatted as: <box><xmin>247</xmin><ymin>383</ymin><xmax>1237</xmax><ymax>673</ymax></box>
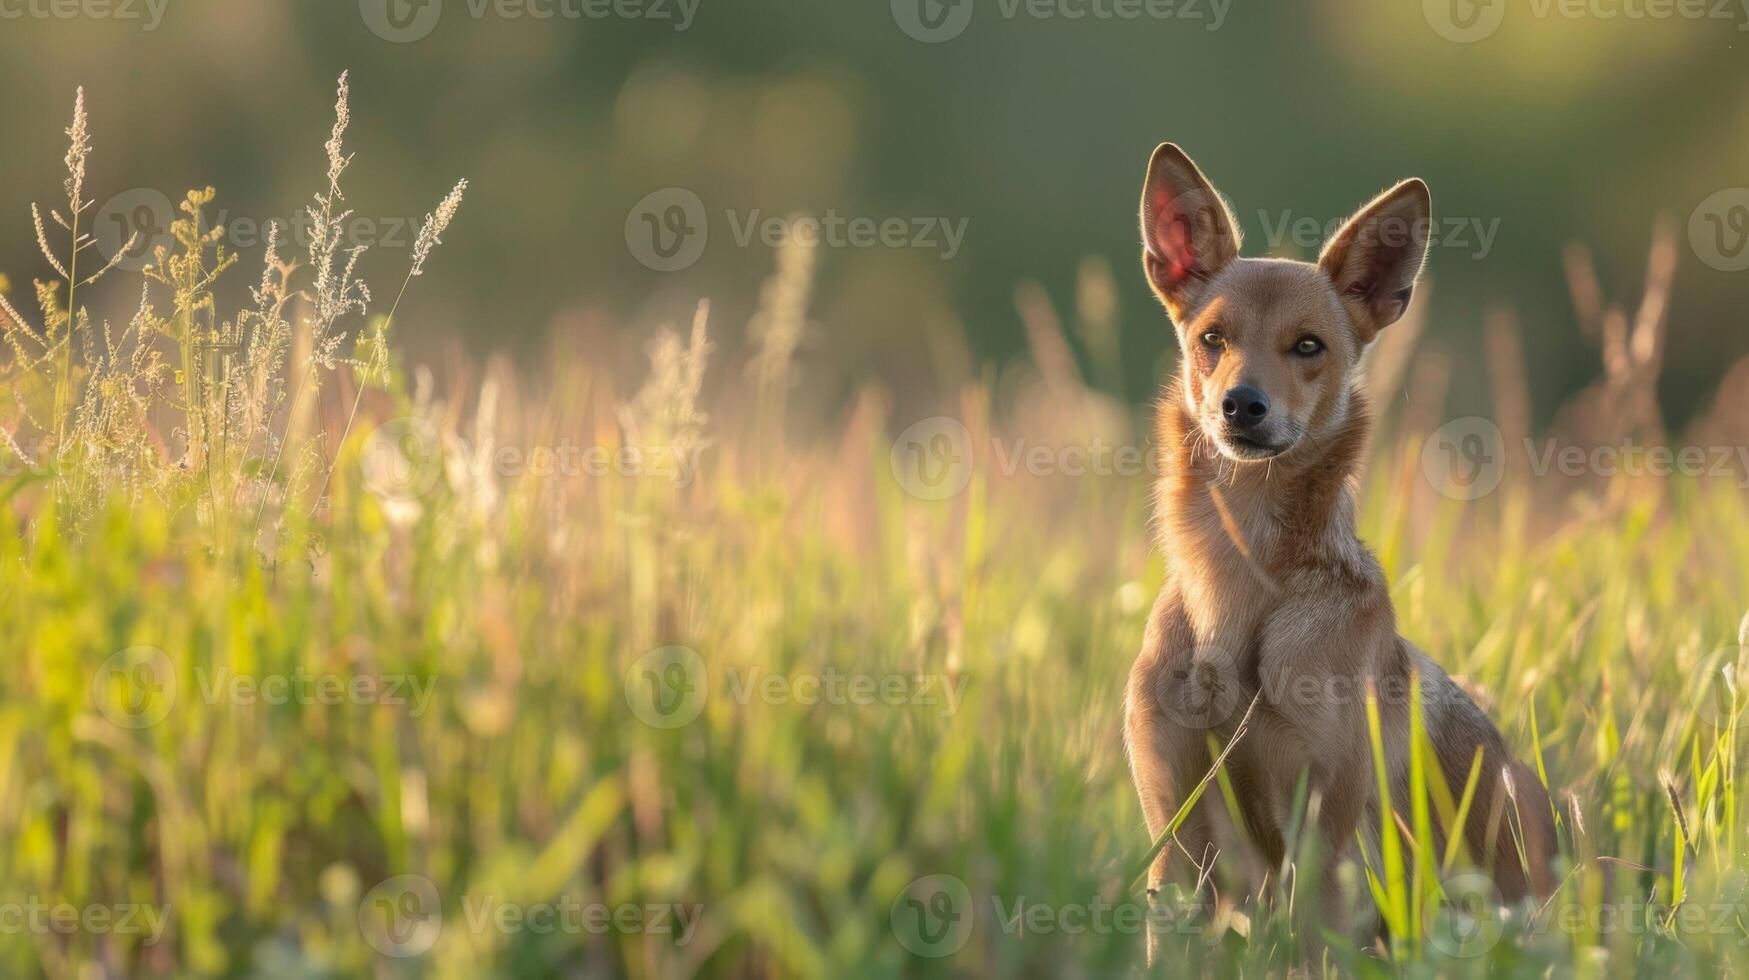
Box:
<box><xmin>1122</xmin><ymin>144</ymin><xmax>1555</xmax><ymax>953</ymax></box>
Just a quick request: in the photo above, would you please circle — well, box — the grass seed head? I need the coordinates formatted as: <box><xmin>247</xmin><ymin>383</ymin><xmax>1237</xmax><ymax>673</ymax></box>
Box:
<box><xmin>63</xmin><ymin>88</ymin><xmax>89</xmax><ymax>210</ymax></box>
<box><xmin>324</xmin><ymin>72</ymin><xmax>352</xmax><ymax>200</ymax></box>
<box><xmin>411</xmin><ymin>179</ymin><xmax>467</xmax><ymax>277</ymax></box>
<box><xmin>1661</xmin><ymin>770</ymin><xmax>1693</xmax><ymax>845</ymax></box>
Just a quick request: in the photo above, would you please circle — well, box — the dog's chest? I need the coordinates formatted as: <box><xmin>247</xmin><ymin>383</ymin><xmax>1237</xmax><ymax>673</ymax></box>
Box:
<box><xmin>1166</xmin><ymin>491</ymin><xmax>1282</xmax><ymax>645</ymax></box>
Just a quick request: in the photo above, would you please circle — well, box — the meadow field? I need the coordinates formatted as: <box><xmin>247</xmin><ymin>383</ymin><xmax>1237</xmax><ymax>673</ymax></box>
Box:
<box><xmin>3</xmin><ymin>79</ymin><xmax>1749</xmax><ymax>979</ymax></box>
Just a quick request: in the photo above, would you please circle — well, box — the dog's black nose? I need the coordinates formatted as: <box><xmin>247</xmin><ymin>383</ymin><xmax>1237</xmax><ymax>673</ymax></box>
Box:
<box><xmin>1221</xmin><ymin>386</ymin><xmax>1270</xmax><ymax>428</ymax></box>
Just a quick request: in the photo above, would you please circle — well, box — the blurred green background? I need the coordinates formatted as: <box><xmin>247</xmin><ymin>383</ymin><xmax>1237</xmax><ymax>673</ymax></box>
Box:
<box><xmin>0</xmin><ymin>0</ymin><xmax>1744</xmax><ymax>424</ymax></box>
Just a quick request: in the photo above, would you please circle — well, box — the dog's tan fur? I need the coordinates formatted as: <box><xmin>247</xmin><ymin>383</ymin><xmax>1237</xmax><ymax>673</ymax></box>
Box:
<box><xmin>1123</xmin><ymin>144</ymin><xmax>1556</xmax><ymax>951</ymax></box>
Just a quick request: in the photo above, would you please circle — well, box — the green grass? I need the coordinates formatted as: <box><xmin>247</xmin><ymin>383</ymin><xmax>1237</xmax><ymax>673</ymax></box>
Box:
<box><xmin>4</xmin><ymin>414</ymin><xmax>1749</xmax><ymax>976</ymax></box>
<box><xmin>3</xmin><ymin>78</ymin><xmax>1749</xmax><ymax>978</ymax></box>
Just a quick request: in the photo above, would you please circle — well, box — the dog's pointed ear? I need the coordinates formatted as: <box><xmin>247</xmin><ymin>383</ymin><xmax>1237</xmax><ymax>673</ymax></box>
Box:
<box><xmin>1140</xmin><ymin>143</ymin><xmax>1241</xmax><ymax>321</ymax></box>
<box><xmin>1319</xmin><ymin>179</ymin><xmax>1432</xmax><ymax>343</ymax></box>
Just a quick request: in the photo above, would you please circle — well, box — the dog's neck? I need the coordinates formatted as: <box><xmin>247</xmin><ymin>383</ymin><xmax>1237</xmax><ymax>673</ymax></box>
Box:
<box><xmin>1152</xmin><ymin>381</ymin><xmax>1371</xmax><ymax>585</ymax></box>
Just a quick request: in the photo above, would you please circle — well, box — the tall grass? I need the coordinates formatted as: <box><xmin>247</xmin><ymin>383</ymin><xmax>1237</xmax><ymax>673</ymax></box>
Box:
<box><xmin>2</xmin><ymin>82</ymin><xmax>1748</xmax><ymax>977</ymax></box>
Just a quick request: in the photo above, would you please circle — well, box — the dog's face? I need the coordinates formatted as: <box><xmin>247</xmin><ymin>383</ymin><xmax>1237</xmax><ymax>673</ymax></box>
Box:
<box><xmin>1139</xmin><ymin>144</ymin><xmax>1432</xmax><ymax>461</ymax></box>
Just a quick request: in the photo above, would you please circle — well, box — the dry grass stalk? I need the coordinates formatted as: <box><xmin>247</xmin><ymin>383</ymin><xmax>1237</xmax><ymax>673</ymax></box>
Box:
<box><xmin>0</xmin><ymin>76</ymin><xmax>462</xmax><ymax>548</ymax></box>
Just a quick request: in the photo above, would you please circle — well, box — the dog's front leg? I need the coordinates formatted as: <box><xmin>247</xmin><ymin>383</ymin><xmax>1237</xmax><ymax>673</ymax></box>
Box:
<box><xmin>1257</xmin><ymin>597</ymin><xmax>1396</xmax><ymax>944</ymax></box>
<box><xmin>1125</xmin><ymin>587</ymin><xmax>1225</xmax><ymax>961</ymax></box>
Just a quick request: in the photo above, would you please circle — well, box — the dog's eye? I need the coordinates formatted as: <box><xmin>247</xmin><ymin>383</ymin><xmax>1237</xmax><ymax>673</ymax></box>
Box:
<box><xmin>1293</xmin><ymin>336</ymin><xmax>1324</xmax><ymax>357</ymax></box>
<box><xmin>1200</xmin><ymin>331</ymin><xmax>1225</xmax><ymax>351</ymax></box>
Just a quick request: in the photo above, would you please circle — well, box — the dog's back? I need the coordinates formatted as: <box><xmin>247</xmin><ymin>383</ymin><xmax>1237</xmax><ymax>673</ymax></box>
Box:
<box><xmin>1409</xmin><ymin>648</ymin><xmax>1558</xmax><ymax>901</ymax></box>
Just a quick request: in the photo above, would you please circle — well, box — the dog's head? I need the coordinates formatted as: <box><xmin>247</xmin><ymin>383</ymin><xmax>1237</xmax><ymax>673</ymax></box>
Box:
<box><xmin>1139</xmin><ymin>143</ymin><xmax>1431</xmax><ymax>462</ymax></box>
